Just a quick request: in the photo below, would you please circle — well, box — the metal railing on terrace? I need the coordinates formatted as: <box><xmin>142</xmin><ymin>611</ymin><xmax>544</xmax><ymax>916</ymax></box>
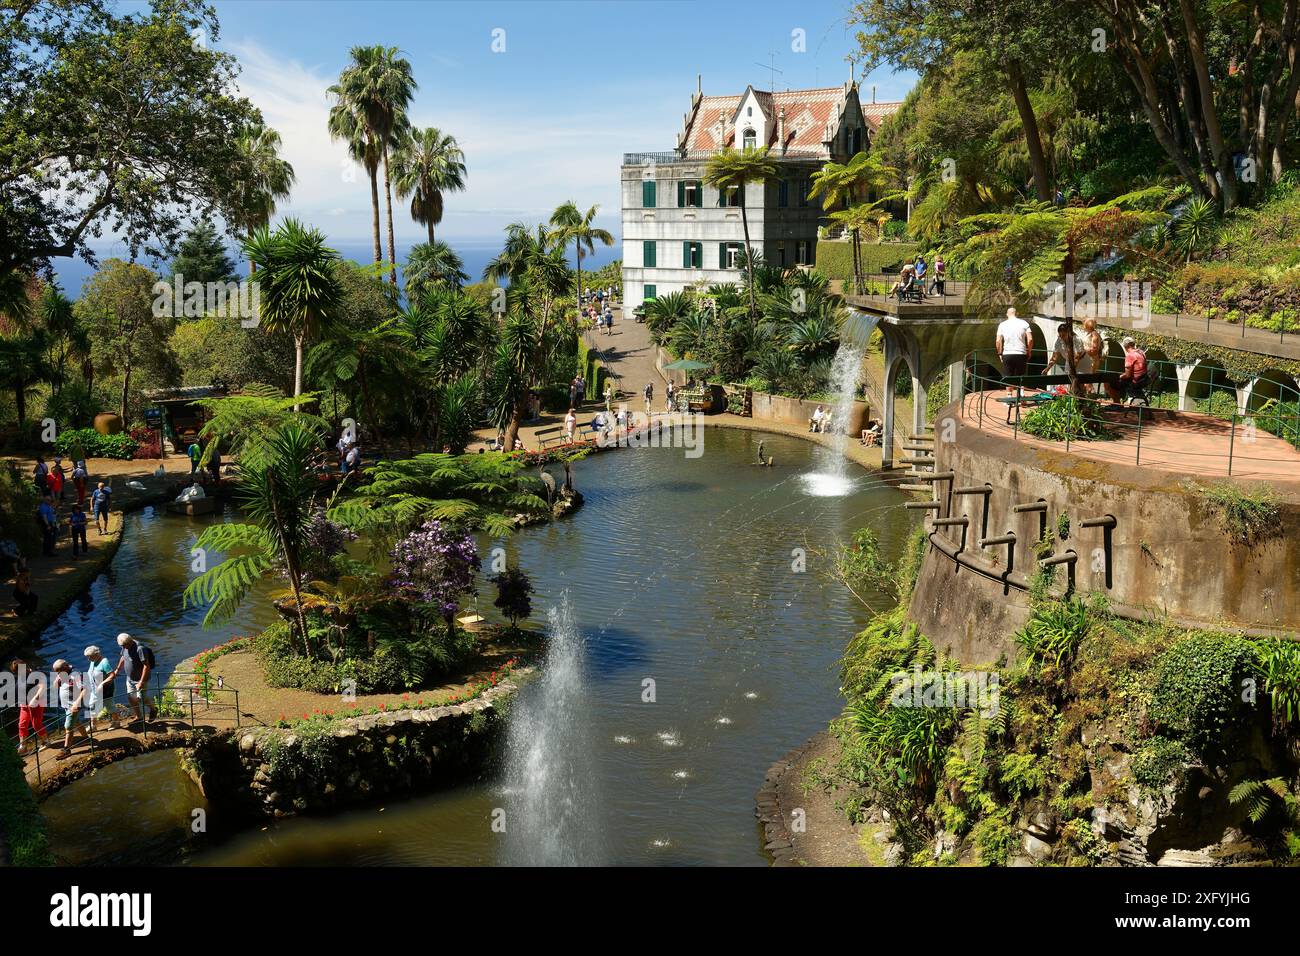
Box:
<box><xmin>2</xmin><ymin>669</ymin><xmax>241</xmax><ymax>786</ymax></box>
<box><xmin>958</xmin><ymin>348</ymin><xmax>1300</xmax><ymax>478</ymax></box>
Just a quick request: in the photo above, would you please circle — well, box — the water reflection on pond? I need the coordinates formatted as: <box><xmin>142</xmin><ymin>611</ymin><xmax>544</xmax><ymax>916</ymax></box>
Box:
<box><xmin>40</xmin><ymin>429</ymin><xmax>912</xmax><ymax>866</ymax></box>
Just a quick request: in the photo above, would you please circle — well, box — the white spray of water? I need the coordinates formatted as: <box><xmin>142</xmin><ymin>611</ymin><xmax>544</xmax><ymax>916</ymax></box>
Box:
<box><xmin>502</xmin><ymin>593</ymin><xmax>601</xmax><ymax>865</ymax></box>
<box><xmin>801</xmin><ymin>343</ymin><xmax>865</xmax><ymax>497</ymax></box>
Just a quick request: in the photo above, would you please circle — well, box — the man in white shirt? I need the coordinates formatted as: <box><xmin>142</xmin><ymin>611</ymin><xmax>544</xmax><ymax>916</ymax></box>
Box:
<box><xmin>809</xmin><ymin>405</ymin><xmax>826</xmax><ymax>432</ymax></box>
<box><xmin>996</xmin><ymin>307</ymin><xmax>1033</xmax><ymax>388</ymax></box>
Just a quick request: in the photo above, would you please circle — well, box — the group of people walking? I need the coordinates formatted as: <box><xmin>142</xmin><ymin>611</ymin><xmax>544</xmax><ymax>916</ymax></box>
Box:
<box><xmin>32</xmin><ymin>456</ymin><xmax>113</xmax><ymax>560</ymax></box>
<box><xmin>9</xmin><ymin>632</ymin><xmax>159</xmax><ymax>761</ymax></box>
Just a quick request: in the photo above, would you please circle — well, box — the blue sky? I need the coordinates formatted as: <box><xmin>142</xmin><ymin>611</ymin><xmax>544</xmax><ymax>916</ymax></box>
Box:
<box><xmin>206</xmin><ymin>0</ymin><xmax>916</xmax><ymax>245</ymax></box>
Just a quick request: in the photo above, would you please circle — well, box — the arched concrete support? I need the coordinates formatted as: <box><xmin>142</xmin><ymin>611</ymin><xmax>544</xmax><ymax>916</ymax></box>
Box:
<box><xmin>948</xmin><ymin>360</ymin><xmax>965</xmax><ymax>404</ymax></box>
<box><xmin>880</xmin><ymin>348</ymin><xmax>908</xmax><ymax>469</ymax></box>
<box><xmin>1175</xmin><ymin>361</ymin><xmax>1201</xmax><ymax>411</ymax></box>
<box><xmin>1246</xmin><ymin>368</ymin><xmax>1300</xmax><ymax>413</ymax></box>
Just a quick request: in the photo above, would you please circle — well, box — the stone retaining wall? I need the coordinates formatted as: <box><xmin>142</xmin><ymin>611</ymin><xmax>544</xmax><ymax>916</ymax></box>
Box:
<box><xmin>181</xmin><ymin>676</ymin><xmax>524</xmax><ymax>818</ymax></box>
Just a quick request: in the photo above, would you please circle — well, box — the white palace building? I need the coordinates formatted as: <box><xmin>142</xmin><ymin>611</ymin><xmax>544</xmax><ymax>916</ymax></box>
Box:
<box><xmin>619</xmin><ymin>78</ymin><xmax>901</xmax><ymax>312</ymax></box>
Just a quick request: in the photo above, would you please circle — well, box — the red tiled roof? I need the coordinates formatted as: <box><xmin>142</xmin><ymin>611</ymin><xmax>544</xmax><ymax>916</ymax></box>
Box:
<box><xmin>682</xmin><ymin>86</ymin><xmax>857</xmax><ymax>154</ymax></box>
<box><xmin>861</xmin><ymin>100</ymin><xmax>904</xmax><ymax>131</ymax></box>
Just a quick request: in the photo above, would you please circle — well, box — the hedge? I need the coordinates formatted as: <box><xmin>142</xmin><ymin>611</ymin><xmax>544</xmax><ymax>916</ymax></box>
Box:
<box><xmin>53</xmin><ymin>427</ymin><xmax>137</xmax><ymax>460</ymax></box>
<box><xmin>814</xmin><ymin>240</ymin><xmax>918</xmax><ymax>282</ymax></box>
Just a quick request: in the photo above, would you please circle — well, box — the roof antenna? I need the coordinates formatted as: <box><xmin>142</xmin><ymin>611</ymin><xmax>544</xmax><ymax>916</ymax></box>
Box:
<box><xmin>753</xmin><ymin>50</ymin><xmax>782</xmax><ymax>90</ymax></box>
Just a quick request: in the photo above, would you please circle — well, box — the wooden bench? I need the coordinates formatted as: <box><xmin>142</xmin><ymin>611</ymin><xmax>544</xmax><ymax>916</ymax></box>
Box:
<box><xmin>534</xmin><ymin>426</ymin><xmax>567</xmax><ymax>449</ymax></box>
<box><xmin>997</xmin><ymin>373</ymin><xmax>1116</xmax><ymax>425</ymax></box>
<box><xmin>897</xmin><ymin>285</ymin><xmax>922</xmax><ymax>303</ymax></box>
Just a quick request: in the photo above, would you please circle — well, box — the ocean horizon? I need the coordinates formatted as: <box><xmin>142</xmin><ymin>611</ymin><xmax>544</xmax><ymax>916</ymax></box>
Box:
<box><xmin>50</xmin><ymin>235</ymin><xmax>623</xmax><ymax>297</ymax></box>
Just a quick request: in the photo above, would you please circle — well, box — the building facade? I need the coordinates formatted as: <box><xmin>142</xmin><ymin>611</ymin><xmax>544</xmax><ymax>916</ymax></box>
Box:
<box><xmin>620</xmin><ymin>80</ymin><xmax>901</xmax><ymax>312</ymax></box>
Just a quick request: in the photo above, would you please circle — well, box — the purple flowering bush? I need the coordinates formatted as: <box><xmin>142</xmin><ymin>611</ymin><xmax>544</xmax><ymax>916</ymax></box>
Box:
<box><xmin>388</xmin><ymin>520</ymin><xmax>481</xmax><ymax>632</ymax></box>
<box><xmin>301</xmin><ymin>508</ymin><xmax>359</xmax><ymax>580</ymax></box>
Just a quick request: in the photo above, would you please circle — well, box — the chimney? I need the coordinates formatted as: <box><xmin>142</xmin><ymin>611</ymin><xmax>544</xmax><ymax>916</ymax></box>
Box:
<box><xmin>778</xmin><ymin>107</ymin><xmax>787</xmax><ymax>156</ymax></box>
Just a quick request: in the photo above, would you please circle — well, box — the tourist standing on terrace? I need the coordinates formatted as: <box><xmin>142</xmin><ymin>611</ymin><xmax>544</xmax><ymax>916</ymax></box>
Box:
<box><xmin>914</xmin><ymin>255</ymin><xmax>928</xmax><ymax>295</ymax></box>
<box><xmin>108</xmin><ymin>633</ymin><xmax>157</xmax><ymax>726</ymax></box>
<box><xmin>644</xmin><ymin>381</ymin><xmax>654</xmax><ymax>413</ymax></box>
<box><xmin>33</xmin><ymin>456</ymin><xmax>48</xmax><ymax>496</ymax></box>
<box><xmin>564</xmin><ymin>407</ymin><xmax>577</xmax><ymax>441</ymax></box>
<box><xmin>929</xmin><ymin>255</ymin><xmax>946</xmax><ymax>295</ymax></box>
<box><xmin>996</xmin><ymin>308</ymin><xmax>1033</xmax><ymax>388</ymax></box>
<box><xmin>576</xmin><ymin>375</ymin><xmax>586</xmax><ymax>407</ymax></box>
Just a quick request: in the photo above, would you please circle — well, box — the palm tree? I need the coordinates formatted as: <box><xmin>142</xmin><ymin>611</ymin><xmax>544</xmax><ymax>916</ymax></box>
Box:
<box><xmin>328</xmin><ymin>46</ymin><xmax>416</xmax><ymax>286</ymax></box>
<box><xmin>404</xmin><ymin>240</ymin><xmax>469</xmax><ymax>300</ymax></box>
<box><xmin>548</xmin><ymin>201</ymin><xmax>614</xmax><ymax>315</ymax></box>
<box><xmin>243</xmin><ymin>219</ymin><xmax>345</xmax><ymax>409</ymax></box>
<box><xmin>482</xmin><ymin>223</ymin><xmax>573</xmax><ymax>450</ymax></box>
<box><xmin>392</xmin><ymin>127</ymin><xmax>466</xmax><ymax>245</ymax></box>
<box><xmin>185</xmin><ymin>421</ymin><xmax>323</xmax><ymax>656</ymax></box>
<box><xmin>809</xmin><ymin>151</ymin><xmax>902</xmax><ymax>294</ymax></box>
<box><xmin>328</xmin><ymin>91</ymin><xmax>383</xmax><ymax>268</ymax></box>
<box><xmin>704</xmin><ymin>148</ymin><xmax>778</xmax><ymax>316</ymax></box>
<box><xmin>231</xmin><ymin>121</ymin><xmax>296</xmax><ymax>275</ymax></box>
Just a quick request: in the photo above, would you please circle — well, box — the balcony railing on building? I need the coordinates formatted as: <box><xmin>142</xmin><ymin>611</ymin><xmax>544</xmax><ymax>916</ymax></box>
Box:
<box><xmin>623</xmin><ymin>148</ymin><xmax>826</xmax><ymax>165</ymax></box>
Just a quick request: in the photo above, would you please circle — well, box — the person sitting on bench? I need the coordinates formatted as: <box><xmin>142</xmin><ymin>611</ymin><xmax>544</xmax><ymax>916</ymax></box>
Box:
<box><xmin>889</xmin><ymin>265</ymin><xmax>917</xmax><ymax>300</ymax></box>
<box><xmin>1105</xmin><ymin>337</ymin><xmax>1149</xmax><ymax>406</ymax></box>
<box><xmin>860</xmin><ymin>418</ymin><xmax>883</xmax><ymax>446</ymax></box>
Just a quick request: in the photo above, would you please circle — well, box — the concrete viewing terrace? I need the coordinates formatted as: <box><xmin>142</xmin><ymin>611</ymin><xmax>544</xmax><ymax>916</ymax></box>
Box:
<box><xmin>960</xmin><ymin>390</ymin><xmax>1300</xmax><ymax>485</ymax></box>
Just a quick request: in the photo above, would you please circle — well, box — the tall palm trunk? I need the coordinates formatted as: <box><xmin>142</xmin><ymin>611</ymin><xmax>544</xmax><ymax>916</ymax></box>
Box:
<box><xmin>118</xmin><ymin>365</ymin><xmax>131</xmax><ymax>422</ymax></box>
<box><xmin>382</xmin><ymin>143</ymin><xmax>398</xmax><ymax>285</ymax></box>
<box><xmin>14</xmin><ymin>384</ymin><xmax>26</xmax><ymax>426</ymax></box>
<box><xmin>368</xmin><ymin>166</ymin><xmax>382</xmax><ymax>265</ymax></box>
<box><xmin>1007</xmin><ymin>62</ymin><xmax>1052</xmax><ymax>202</ymax></box>
<box><xmin>293</xmin><ymin>334</ymin><xmax>304</xmax><ymax>411</ymax></box>
<box><xmin>427</xmin><ymin>216</ymin><xmax>435</xmax><ymax>245</ymax></box>
<box><xmin>574</xmin><ymin>239</ymin><xmax>583</xmax><ymax>317</ymax></box>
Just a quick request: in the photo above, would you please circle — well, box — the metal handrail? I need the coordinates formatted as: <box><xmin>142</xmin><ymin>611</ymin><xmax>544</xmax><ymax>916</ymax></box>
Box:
<box><xmin>3</xmin><ymin>675</ymin><xmax>241</xmax><ymax>786</ymax></box>
<box><xmin>956</xmin><ymin>348</ymin><xmax>1300</xmax><ymax>475</ymax></box>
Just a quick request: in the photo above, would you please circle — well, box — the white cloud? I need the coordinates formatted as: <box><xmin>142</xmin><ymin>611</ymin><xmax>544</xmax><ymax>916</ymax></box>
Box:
<box><xmin>228</xmin><ymin>39</ymin><xmax>632</xmax><ymax>243</ymax></box>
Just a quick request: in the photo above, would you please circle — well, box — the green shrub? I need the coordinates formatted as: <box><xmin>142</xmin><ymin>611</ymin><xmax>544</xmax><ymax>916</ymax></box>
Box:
<box><xmin>813</xmin><ymin>240</ymin><xmax>917</xmax><ymax>282</ymax></box>
<box><xmin>971</xmin><ymin>810</ymin><xmax>1017</xmax><ymax>866</ymax></box>
<box><xmin>1019</xmin><ymin>395</ymin><xmax>1113</xmax><ymax>442</ymax></box>
<box><xmin>53</xmin><ymin>427</ymin><xmax>137</xmax><ymax>460</ymax></box>
<box><xmin>1150</xmin><ymin>634</ymin><xmax>1259</xmax><ymax>752</ymax></box>
<box><xmin>1254</xmin><ymin>637</ymin><xmax>1300</xmax><ymax>729</ymax></box>
<box><xmin>1132</xmin><ymin>736</ymin><xmax>1194</xmax><ymax>792</ymax></box>
<box><xmin>1199</xmin><ymin>482</ymin><xmax>1281</xmax><ymax>545</ymax></box>
<box><xmin>1016</xmin><ymin>600</ymin><xmax>1091</xmax><ymax>670</ymax></box>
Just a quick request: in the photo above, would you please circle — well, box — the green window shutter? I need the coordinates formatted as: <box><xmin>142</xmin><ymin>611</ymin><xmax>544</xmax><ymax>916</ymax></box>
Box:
<box><xmin>719</xmin><ymin>243</ymin><xmax>727</xmax><ymax>268</ymax></box>
<box><xmin>694</xmin><ymin>181</ymin><xmax>703</xmax><ymax>207</ymax></box>
<box><xmin>643</xmin><ymin>180</ymin><xmax>656</xmax><ymax>208</ymax></box>
<box><xmin>677</xmin><ymin>180</ymin><xmax>685</xmax><ymax>207</ymax></box>
<box><xmin>682</xmin><ymin>241</ymin><xmax>690</xmax><ymax>267</ymax></box>
<box><xmin>643</xmin><ymin>240</ymin><xmax>655</xmax><ymax>267</ymax></box>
